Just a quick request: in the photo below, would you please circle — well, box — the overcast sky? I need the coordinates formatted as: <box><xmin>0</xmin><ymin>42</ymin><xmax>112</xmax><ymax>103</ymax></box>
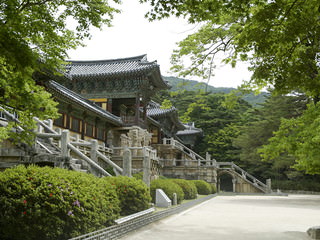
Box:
<box><xmin>67</xmin><ymin>0</ymin><xmax>252</xmax><ymax>88</ymax></box>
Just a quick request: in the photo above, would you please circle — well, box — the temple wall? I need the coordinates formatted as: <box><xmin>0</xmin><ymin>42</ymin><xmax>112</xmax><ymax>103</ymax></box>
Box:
<box><xmin>0</xmin><ymin>140</ymin><xmax>28</xmax><ymax>170</ymax></box>
<box><xmin>161</xmin><ymin>166</ymin><xmax>217</xmax><ymax>183</ymax></box>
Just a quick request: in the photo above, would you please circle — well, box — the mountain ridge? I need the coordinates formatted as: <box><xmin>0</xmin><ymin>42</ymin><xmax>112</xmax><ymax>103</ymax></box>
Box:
<box><xmin>163</xmin><ymin>76</ymin><xmax>268</xmax><ymax>106</ymax></box>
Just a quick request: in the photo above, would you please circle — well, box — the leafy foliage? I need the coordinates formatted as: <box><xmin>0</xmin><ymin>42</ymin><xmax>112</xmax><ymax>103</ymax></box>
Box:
<box><xmin>169</xmin><ymin>91</ymin><xmax>251</xmax><ymax>160</ymax></box>
<box><xmin>102</xmin><ymin>176</ymin><xmax>151</xmax><ymax>216</ymax></box>
<box><xmin>260</xmin><ymin>103</ymin><xmax>320</xmax><ymax>175</ymax></box>
<box><xmin>150</xmin><ymin>179</ymin><xmax>184</xmax><ymax>204</ymax></box>
<box><xmin>191</xmin><ymin>180</ymin><xmax>212</xmax><ymax>195</ymax></box>
<box><xmin>234</xmin><ymin>93</ymin><xmax>308</xmax><ymax>179</ymax></box>
<box><xmin>0</xmin><ymin>165</ymin><xmax>120</xmax><ymax>240</ymax></box>
<box><xmin>0</xmin><ymin>0</ymin><xmax>121</xmax><ymax>143</ymax></box>
<box><xmin>209</xmin><ymin>183</ymin><xmax>217</xmax><ymax>194</ymax></box>
<box><xmin>143</xmin><ymin>0</ymin><xmax>320</xmax><ymax>98</ymax></box>
<box><xmin>170</xmin><ymin>179</ymin><xmax>197</xmax><ymax>199</ymax></box>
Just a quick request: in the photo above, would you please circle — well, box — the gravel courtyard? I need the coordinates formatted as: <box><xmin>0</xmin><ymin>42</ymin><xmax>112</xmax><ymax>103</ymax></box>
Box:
<box><xmin>119</xmin><ymin>194</ymin><xmax>320</xmax><ymax>240</ymax></box>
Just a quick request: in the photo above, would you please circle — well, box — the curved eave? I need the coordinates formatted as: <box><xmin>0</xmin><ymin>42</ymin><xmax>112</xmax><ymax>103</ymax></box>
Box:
<box><xmin>147</xmin><ymin>107</ymin><xmax>177</xmax><ymax>118</ymax></box>
<box><xmin>148</xmin><ymin>66</ymin><xmax>170</xmax><ymax>90</ymax></box>
<box><xmin>47</xmin><ymin>81</ymin><xmax>123</xmax><ymax>126</ymax></box>
<box><xmin>69</xmin><ymin>64</ymin><xmax>158</xmax><ymax>79</ymax></box>
<box><xmin>176</xmin><ymin>129</ymin><xmax>203</xmax><ymax>136</ymax></box>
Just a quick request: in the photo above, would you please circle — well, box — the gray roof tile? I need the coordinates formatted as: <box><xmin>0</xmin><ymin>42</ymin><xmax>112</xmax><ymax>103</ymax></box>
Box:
<box><xmin>47</xmin><ymin>80</ymin><xmax>123</xmax><ymax>126</ymax></box>
<box><xmin>67</xmin><ymin>55</ymin><xmax>158</xmax><ymax>78</ymax></box>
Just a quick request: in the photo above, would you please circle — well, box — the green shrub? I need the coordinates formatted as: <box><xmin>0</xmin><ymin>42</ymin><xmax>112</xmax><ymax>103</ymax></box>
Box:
<box><xmin>272</xmin><ymin>179</ymin><xmax>320</xmax><ymax>192</ymax></box>
<box><xmin>192</xmin><ymin>180</ymin><xmax>212</xmax><ymax>195</ymax></box>
<box><xmin>150</xmin><ymin>179</ymin><xmax>184</xmax><ymax>204</ymax></box>
<box><xmin>102</xmin><ymin>176</ymin><xmax>151</xmax><ymax>216</ymax></box>
<box><xmin>170</xmin><ymin>179</ymin><xmax>197</xmax><ymax>199</ymax></box>
<box><xmin>132</xmin><ymin>171</ymin><xmax>143</xmax><ymax>180</ymax></box>
<box><xmin>209</xmin><ymin>183</ymin><xmax>217</xmax><ymax>194</ymax></box>
<box><xmin>0</xmin><ymin>165</ymin><xmax>120</xmax><ymax>240</ymax></box>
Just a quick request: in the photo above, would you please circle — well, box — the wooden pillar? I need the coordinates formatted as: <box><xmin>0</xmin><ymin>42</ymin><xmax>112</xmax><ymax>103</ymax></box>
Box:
<box><xmin>143</xmin><ymin>104</ymin><xmax>147</xmax><ymax>121</ymax></box>
<box><xmin>135</xmin><ymin>94</ymin><xmax>140</xmax><ymax>125</ymax></box>
<box><xmin>81</xmin><ymin>111</ymin><xmax>87</xmax><ymax>140</ymax></box>
<box><xmin>107</xmin><ymin>99</ymin><xmax>113</xmax><ymax>113</ymax></box>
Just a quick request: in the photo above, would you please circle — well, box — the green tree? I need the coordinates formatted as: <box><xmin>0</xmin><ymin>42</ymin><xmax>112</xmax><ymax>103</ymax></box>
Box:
<box><xmin>142</xmin><ymin>0</ymin><xmax>320</xmax><ymax>174</ymax></box>
<box><xmin>234</xmin><ymin>93</ymin><xmax>308</xmax><ymax>179</ymax></box>
<box><xmin>142</xmin><ymin>0</ymin><xmax>320</xmax><ymax>98</ymax></box>
<box><xmin>169</xmin><ymin>91</ymin><xmax>251</xmax><ymax>160</ymax></box>
<box><xmin>260</xmin><ymin>102</ymin><xmax>320</xmax><ymax>175</ymax></box>
<box><xmin>0</xmin><ymin>0</ymin><xmax>121</xmax><ymax>143</ymax></box>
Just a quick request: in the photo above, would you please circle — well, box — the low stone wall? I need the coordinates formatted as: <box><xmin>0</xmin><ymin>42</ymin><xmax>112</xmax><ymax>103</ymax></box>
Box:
<box><xmin>282</xmin><ymin>190</ymin><xmax>320</xmax><ymax>195</ymax></box>
<box><xmin>69</xmin><ymin>194</ymin><xmax>217</xmax><ymax>240</ymax></box>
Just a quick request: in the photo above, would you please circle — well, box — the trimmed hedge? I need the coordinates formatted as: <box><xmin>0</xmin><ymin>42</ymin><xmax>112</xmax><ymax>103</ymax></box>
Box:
<box><xmin>102</xmin><ymin>176</ymin><xmax>151</xmax><ymax>216</ymax></box>
<box><xmin>209</xmin><ymin>183</ymin><xmax>217</xmax><ymax>194</ymax></box>
<box><xmin>192</xmin><ymin>180</ymin><xmax>212</xmax><ymax>195</ymax></box>
<box><xmin>0</xmin><ymin>165</ymin><xmax>120</xmax><ymax>240</ymax></box>
<box><xmin>132</xmin><ymin>172</ymin><xmax>143</xmax><ymax>180</ymax></box>
<box><xmin>170</xmin><ymin>179</ymin><xmax>197</xmax><ymax>199</ymax></box>
<box><xmin>150</xmin><ymin>179</ymin><xmax>184</xmax><ymax>204</ymax></box>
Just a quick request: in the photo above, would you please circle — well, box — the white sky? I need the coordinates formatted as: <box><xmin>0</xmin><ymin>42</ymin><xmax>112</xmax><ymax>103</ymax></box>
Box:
<box><xmin>67</xmin><ymin>0</ymin><xmax>252</xmax><ymax>88</ymax></box>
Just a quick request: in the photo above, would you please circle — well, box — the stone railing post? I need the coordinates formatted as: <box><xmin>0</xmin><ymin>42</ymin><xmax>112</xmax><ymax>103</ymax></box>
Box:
<box><xmin>143</xmin><ymin>154</ymin><xmax>151</xmax><ymax>187</ymax></box>
<box><xmin>232</xmin><ymin>178</ymin><xmax>237</xmax><ymax>193</ymax></box>
<box><xmin>90</xmin><ymin>139</ymin><xmax>98</xmax><ymax>162</ymax></box>
<box><xmin>61</xmin><ymin>130</ymin><xmax>70</xmax><ymax>158</ymax></box>
<box><xmin>206</xmin><ymin>152</ymin><xmax>211</xmax><ymax>166</ymax></box>
<box><xmin>123</xmin><ymin>147</ymin><xmax>132</xmax><ymax>177</ymax></box>
<box><xmin>266</xmin><ymin>179</ymin><xmax>272</xmax><ymax>193</ymax></box>
<box><xmin>46</xmin><ymin>119</ymin><xmax>53</xmax><ymax>130</ymax></box>
<box><xmin>162</xmin><ymin>137</ymin><xmax>166</xmax><ymax>144</ymax></box>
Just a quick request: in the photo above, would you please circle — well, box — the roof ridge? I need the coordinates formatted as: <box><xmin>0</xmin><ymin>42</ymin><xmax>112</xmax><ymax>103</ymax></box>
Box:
<box><xmin>66</xmin><ymin>54</ymin><xmax>148</xmax><ymax>65</ymax></box>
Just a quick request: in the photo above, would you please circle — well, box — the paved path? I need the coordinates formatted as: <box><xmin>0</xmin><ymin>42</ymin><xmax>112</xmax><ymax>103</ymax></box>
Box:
<box><xmin>119</xmin><ymin>195</ymin><xmax>320</xmax><ymax>240</ymax></box>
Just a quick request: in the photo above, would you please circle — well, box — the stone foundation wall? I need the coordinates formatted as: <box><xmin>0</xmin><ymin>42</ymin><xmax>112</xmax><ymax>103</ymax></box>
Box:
<box><xmin>161</xmin><ymin>166</ymin><xmax>217</xmax><ymax>183</ymax></box>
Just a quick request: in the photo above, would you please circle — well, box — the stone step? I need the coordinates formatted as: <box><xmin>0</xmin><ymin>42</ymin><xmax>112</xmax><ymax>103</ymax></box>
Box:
<box><xmin>70</xmin><ymin>158</ymin><xmax>82</xmax><ymax>165</ymax></box>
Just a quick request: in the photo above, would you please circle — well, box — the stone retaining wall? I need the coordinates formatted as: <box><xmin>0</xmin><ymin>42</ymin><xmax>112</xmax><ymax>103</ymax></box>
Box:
<box><xmin>282</xmin><ymin>190</ymin><xmax>320</xmax><ymax>195</ymax></box>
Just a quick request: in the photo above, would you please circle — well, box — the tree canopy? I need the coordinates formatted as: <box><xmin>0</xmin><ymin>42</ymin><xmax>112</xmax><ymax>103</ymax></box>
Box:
<box><xmin>0</xmin><ymin>0</ymin><xmax>121</xmax><ymax>143</ymax></box>
<box><xmin>142</xmin><ymin>0</ymin><xmax>320</xmax><ymax>97</ymax></box>
<box><xmin>142</xmin><ymin>0</ymin><xmax>320</xmax><ymax>175</ymax></box>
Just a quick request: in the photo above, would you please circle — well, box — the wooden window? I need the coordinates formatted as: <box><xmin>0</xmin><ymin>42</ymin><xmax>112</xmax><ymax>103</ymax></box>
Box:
<box><xmin>70</xmin><ymin>117</ymin><xmax>81</xmax><ymax>133</ymax></box>
<box><xmin>96</xmin><ymin>127</ymin><xmax>105</xmax><ymax>141</ymax></box>
<box><xmin>85</xmin><ymin>123</ymin><xmax>94</xmax><ymax>137</ymax></box>
<box><xmin>54</xmin><ymin>113</ymin><xmax>65</xmax><ymax>128</ymax></box>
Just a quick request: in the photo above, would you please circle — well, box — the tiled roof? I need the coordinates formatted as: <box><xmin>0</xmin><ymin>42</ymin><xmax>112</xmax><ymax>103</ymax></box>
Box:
<box><xmin>177</xmin><ymin>123</ymin><xmax>203</xmax><ymax>136</ymax></box>
<box><xmin>146</xmin><ymin>101</ymin><xmax>177</xmax><ymax>117</ymax></box>
<box><xmin>146</xmin><ymin>101</ymin><xmax>185</xmax><ymax>130</ymax></box>
<box><xmin>46</xmin><ymin>81</ymin><xmax>123</xmax><ymax>126</ymax></box>
<box><xmin>67</xmin><ymin>55</ymin><xmax>157</xmax><ymax>78</ymax></box>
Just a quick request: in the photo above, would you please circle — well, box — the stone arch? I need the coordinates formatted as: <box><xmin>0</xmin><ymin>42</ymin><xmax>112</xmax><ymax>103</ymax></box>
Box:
<box><xmin>217</xmin><ymin>170</ymin><xmax>236</xmax><ymax>193</ymax></box>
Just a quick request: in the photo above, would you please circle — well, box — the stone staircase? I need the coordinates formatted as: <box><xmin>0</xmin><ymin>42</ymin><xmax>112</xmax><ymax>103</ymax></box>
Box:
<box><xmin>0</xmin><ymin>107</ymin><xmax>119</xmax><ymax>176</ymax></box>
<box><xmin>69</xmin><ymin>158</ymin><xmax>90</xmax><ymax>173</ymax></box>
<box><xmin>216</xmin><ymin>162</ymin><xmax>270</xmax><ymax>193</ymax></box>
<box><xmin>162</xmin><ymin>138</ymin><xmax>270</xmax><ymax>193</ymax></box>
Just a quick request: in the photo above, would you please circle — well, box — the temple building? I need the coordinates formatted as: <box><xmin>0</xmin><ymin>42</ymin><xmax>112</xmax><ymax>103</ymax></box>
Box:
<box><xmin>64</xmin><ymin>55</ymin><xmax>169</xmax><ymax>129</ymax></box>
<box><xmin>0</xmin><ymin>54</ymin><xmax>270</xmax><ymax>193</ymax></box>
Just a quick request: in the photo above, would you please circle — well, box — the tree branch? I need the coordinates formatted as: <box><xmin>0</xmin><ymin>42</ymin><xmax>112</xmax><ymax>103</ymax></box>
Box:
<box><xmin>19</xmin><ymin>0</ymin><xmax>54</xmax><ymax>12</ymax></box>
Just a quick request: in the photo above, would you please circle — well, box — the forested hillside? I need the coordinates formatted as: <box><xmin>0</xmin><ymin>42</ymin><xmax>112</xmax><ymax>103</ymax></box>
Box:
<box><xmin>154</xmin><ymin>88</ymin><xmax>320</xmax><ymax>191</ymax></box>
<box><xmin>163</xmin><ymin>76</ymin><xmax>268</xmax><ymax>106</ymax></box>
